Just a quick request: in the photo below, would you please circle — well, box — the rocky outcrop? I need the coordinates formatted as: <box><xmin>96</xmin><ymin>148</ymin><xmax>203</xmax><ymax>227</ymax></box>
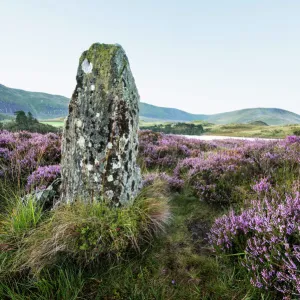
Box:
<box><xmin>60</xmin><ymin>43</ymin><xmax>141</xmax><ymax>206</ymax></box>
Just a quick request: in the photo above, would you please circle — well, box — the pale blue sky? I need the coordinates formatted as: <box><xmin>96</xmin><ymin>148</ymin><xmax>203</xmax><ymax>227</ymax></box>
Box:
<box><xmin>0</xmin><ymin>0</ymin><xmax>299</xmax><ymax>114</ymax></box>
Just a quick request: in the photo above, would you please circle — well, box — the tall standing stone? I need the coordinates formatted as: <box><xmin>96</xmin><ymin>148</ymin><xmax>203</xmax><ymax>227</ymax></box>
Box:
<box><xmin>60</xmin><ymin>43</ymin><xmax>141</xmax><ymax>205</ymax></box>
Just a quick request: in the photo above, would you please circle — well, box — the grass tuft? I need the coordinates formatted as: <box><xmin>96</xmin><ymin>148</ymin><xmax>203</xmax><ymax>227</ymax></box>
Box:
<box><xmin>4</xmin><ymin>181</ymin><xmax>171</xmax><ymax>275</ymax></box>
<box><xmin>0</xmin><ymin>196</ymin><xmax>43</xmax><ymax>243</ymax></box>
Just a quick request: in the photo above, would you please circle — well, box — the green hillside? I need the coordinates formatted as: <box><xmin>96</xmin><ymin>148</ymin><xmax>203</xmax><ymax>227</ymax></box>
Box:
<box><xmin>0</xmin><ymin>84</ymin><xmax>69</xmax><ymax>119</ymax></box>
<box><xmin>1</xmin><ymin>84</ymin><xmax>300</xmax><ymax>125</ymax></box>
<box><xmin>205</xmin><ymin>108</ymin><xmax>300</xmax><ymax>125</ymax></box>
<box><xmin>139</xmin><ymin>105</ymin><xmax>300</xmax><ymax>125</ymax></box>
<box><xmin>0</xmin><ymin>113</ymin><xmax>13</xmax><ymax>121</ymax></box>
<box><xmin>140</xmin><ymin>102</ymin><xmax>207</xmax><ymax>121</ymax></box>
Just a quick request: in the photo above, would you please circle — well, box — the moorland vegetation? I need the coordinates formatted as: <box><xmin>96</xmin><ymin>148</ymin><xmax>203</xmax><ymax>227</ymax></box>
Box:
<box><xmin>42</xmin><ymin>118</ymin><xmax>300</xmax><ymax>138</ymax></box>
<box><xmin>0</xmin><ymin>129</ymin><xmax>299</xmax><ymax>299</ymax></box>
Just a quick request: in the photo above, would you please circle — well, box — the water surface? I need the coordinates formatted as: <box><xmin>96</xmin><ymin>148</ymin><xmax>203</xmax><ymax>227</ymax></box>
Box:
<box><xmin>183</xmin><ymin>135</ymin><xmax>280</xmax><ymax>141</ymax></box>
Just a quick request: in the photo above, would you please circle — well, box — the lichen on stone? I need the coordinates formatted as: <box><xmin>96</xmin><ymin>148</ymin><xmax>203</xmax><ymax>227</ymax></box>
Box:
<box><xmin>81</xmin><ymin>58</ymin><xmax>93</xmax><ymax>74</ymax></box>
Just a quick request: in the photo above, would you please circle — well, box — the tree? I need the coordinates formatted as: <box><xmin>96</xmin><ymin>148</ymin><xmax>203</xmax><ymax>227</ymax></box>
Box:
<box><xmin>27</xmin><ymin>111</ymin><xmax>34</xmax><ymax>124</ymax></box>
<box><xmin>14</xmin><ymin>110</ymin><xmax>28</xmax><ymax>129</ymax></box>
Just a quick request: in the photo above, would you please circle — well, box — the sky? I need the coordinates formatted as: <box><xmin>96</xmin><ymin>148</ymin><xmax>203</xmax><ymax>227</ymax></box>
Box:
<box><xmin>0</xmin><ymin>0</ymin><xmax>299</xmax><ymax>115</ymax></box>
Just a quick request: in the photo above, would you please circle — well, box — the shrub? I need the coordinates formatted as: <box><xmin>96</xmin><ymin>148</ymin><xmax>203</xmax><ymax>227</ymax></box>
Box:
<box><xmin>286</xmin><ymin>135</ymin><xmax>300</xmax><ymax>143</ymax></box>
<box><xmin>138</xmin><ymin>130</ymin><xmax>213</xmax><ymax>169</ymax></box>
<box><xmin>0</xmin><ymin>130</ymin><xmax>61</xmax><ymax>187</ymax></box>
<box><xmin>208</xmin><ymin>192</ymin><xmax>300</xmax><ymax>298</ymax></box>
<box><xmin>174</xmin><ymin>151</ymin><xmax>250</xmax><ymax>204</ymax></box>
<box><xmin>26</xmin><ymin>165</ymin><xmax>61</xmax><ymax>191</ymax></box>
<box><xmin>252</xmin><ymin>177</ymin><xmax>271</xmax><ymax>194</ymax></box>
<box><xmin>293</xmin><ymin>130</ymin><xmax>300</xmax><ymax>136</ymax></box>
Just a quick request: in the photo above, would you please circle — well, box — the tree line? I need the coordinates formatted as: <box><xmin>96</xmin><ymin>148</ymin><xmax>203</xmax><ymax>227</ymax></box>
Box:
<box><xmin>0</xmin><ymin>111</ymin><xmax>58</xmax><ymax>133</ymax></box>
<box><xmin>141</xmin><ymin>122</ymin><xmax>204</xmax><ymax>135</ymax></box>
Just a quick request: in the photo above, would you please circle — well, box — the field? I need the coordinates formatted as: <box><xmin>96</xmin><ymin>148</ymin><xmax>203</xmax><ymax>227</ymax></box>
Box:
<box><xmin>40</xmin><ymin>121</ymin><xmax>65</xmax><ymax>128</ymax></box>
<box><xmin>0</xmin><ymin>130</ymin><xmax>299</xmax><ymax>299</ymax></box>
<box><xmin>41</xmin><ymin>118</ymin><xmax>161</xmax><ymax>129</ymax></box>
<box><xmin>141</xmin><ymin>121</ymin><xmax>300</xmax><ymax>138</ymax></box>
<box><xmin>40</xmin><ymin>117</ymin><xmax>65</xmax><ymax>128</ymax></box>
<box><xmin>42</xmin><ymin>118</ymin><xmax>300</xmax><ymax>139</ymax></box>
<box><xmin>200</xmin><ymin>122</ymin><xmax>300</xmax><ymax>138</ymax></box>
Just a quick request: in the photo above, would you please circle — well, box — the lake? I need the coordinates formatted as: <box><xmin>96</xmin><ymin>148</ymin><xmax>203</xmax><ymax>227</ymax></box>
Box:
<box><xmin>183</xmin><ymin>135</ymin><xmax>280</xmax><ymax>141</ymax></box>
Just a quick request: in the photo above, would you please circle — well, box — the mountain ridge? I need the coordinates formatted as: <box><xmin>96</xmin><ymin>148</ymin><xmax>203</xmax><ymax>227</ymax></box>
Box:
<box><xmin>203</xmin><ymin>107</ymin><xmax>300</xmax><ymax>125</ymax></box>
<box><xmin>0</xmin><ymin>83</ymin><xmax>300</xmax><ymax>125</ymax></box>
<box><xmin>0</xmin><ymin>84</ymin><xmax>69</xmax><ymax>119</ymax></box>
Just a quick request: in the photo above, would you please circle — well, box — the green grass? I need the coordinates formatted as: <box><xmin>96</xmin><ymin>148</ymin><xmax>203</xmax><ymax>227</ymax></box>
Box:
<box><xmin>40</xmin><ymin>121</ymin><xmax>64</xmax><ymax>128</ymax></box>
<box><xmin>140</xmin><ymin>121</ymin><xmax>300</xmax><ymax>138</ymax></box>
<box><xmin>202</xmin><ymin>123</ymin><xmax>300</xmax><ymax>138</ymax></box>
<box><xmin>41</xmin><ymin>119</ymin><xmax>300</xmax><ymax>138</ymax></box>
<box><xmin>1</xmin><ymin>197</ymin><xmax>43</xmax><ymax>240</ymax></box>
<box><xmin>0</xmin><ymin>186</ymin><xmax>275</xmax><ymax>299</ymax></box>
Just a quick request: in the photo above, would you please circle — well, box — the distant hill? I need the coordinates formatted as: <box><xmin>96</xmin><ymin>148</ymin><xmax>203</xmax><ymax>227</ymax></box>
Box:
<box><xmin>248</xmin><ymin>121</ymin><xmax>269</xmax><ymax>126</ymax></box>
<box><xmin>0</xmin><ymin>112</ymin><xmax>13</xmax><ymax>121</ymax></box>
<box><xmin>140</xmin><ymin>103</ymin><xmax>207</xmax><ymax>122</ymax></box>
<box><xmin>1</xmin><ymin>84</ymin><xmax>300</xmax><ymax>125</ymax></box>
<box><xmin>0</xmin><ymin>84</ymin><xmax>69</xmax><ymax>119</ymax></box>
<box><xmin>0</xmin><ymin>84</ymin><xmax>207</xmax><ymax>121</ymax></box>
<box><xmin>204</xmin><ymin>108</ymin><xmax>300</xmax><ymax>125</ymax></box>
<box><xmin>140</xmin><ymin>105</ymin><xmax>300</xmax><ymax>125</ymax></box>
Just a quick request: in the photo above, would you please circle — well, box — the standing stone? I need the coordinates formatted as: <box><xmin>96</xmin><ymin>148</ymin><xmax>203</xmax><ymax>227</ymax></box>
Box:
<box><xmin>60</xmin><ymin>43</ymin><xmax>141</xmax><ymax>205</ymax></box>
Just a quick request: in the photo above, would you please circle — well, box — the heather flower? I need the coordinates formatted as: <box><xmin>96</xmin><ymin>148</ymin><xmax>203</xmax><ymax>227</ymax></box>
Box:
<box><xmin>209</xmin><ymin>193</ymin><xmax>300</xmax><ymax>297</ymax></box>
<box><xmin>0</xmin><ymin>130</ymin><xmax>61</xmax><ymax>185</ymax></box>
<box><xmin>286</xmin><ymin>135</ymin><xmax>300</xmax><ymax>144</ymax></box>
<box><xmin>252</xmin><ymin>177</ymin><xmax>271</xmax><ymax>193</ymax></box>
<box><xmin>138</xmin><ymin>130</ymin><xmax>212</xmax><ymax>168</ymax></box>
<box><xmin>26</xmin><ymin>165</ymin><xmax>61</xmax><ymax>191</ymax></box>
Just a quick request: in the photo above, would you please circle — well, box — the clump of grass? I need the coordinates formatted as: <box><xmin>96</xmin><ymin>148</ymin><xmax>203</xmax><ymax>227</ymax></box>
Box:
<box><xmin>0</xmin><ymin>196</ymin><xmax>43</xmax><ymax>243</ymax></box>
<box><xmin>134</xmin><ymin>180</ymin><xmax>171</xmax><ymax>237</ymax></box>
<box><xmin>14</xmin><ymin>180</ymin><xmax>170</xmax><ymax>274</ymax></box>
<box><xmin>0</xmin><ymin>266</ymin><xmax>86</xmax><ymax>300</ymax></box>
<box><xmin>0</xmin><ymin>195</ymin><xmax>44</xmax><ymax>279</ymax></box>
